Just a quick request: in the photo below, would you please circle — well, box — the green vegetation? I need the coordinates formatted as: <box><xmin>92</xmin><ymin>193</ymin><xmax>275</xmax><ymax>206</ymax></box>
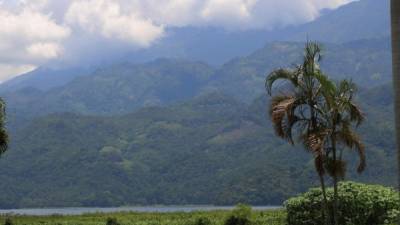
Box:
<box><xmin>0</xmin><ymin>34</ymin><xmax>394</xmax><ymax>209</ymax></box>
<box><xmin>4</xmin><ymin>218</ymin><xmax>13</xmax><ymax>225</ymax></box>
<box><xmin>0</xmin><ymin>209</ymin><xmax>286</xmax><ymax>225</ymax></box>
<box><xmin>266</xmin><ymin>42</ymin><xmax>334</xmax><ymax>223</ymax></box>
<box><xmin>321</xmin><ymin>79</ymin><xmax>366</xmax><ymax>225</ymax></box>
<box><xmin>285</xmin><ymin>182</ymin><xmax>400</xmax><ymax>225</ymax></box>
<box><xmin>0</xmin><ymin>88</ymin><xmax>395</xmax><ymax>208</ymax></box>
<box><xmin>224</xmin><ymin>204</ymin><xmax>252</xmax><ymax>225</ymax></box>
<box><xmin>106</xmin><ymin>217</ymin><xmax>120</xmax><ymax>225</ymax></box>
<box><xmin>0</xmin><ymin>97</ymin><xmax>8</xmax><ymax>155</ymax></box>
<box><xmin>266</xmin><ymin>42</ymin><xmax>368</xmax><ymax>224</ymax></box>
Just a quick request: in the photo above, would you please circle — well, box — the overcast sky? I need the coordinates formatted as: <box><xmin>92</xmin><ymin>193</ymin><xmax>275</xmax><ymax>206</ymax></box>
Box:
<box><xmin>0</xmin><ymin>0</ymin><xmax>355</xmax><ymax>82</ymax></box>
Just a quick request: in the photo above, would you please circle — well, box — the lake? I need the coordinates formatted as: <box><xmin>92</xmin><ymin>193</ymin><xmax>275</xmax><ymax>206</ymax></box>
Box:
<box><xmin>0</xmin><ymin>206</ymin><xmax>281</xmax><ymax>216</ymax></box>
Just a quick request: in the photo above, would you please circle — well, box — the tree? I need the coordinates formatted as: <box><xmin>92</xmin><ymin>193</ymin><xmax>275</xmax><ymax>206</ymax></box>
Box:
<box><xmin>0</xmin><ymin>98</ymin><xmax>8</xmax><ymax>155</ymax></box>
<box><xmin>390</xmin><ymin>2</ymin><xmax>400</xmax><ymax>220</ymax></box>
<box><xmin>266</xmin><ymin>42</ymin><xmax>367</xmax><ymax>225</ymax></box>
<box><xmin>318</xmin><ymin>79</ymin><xmax>365</xmax><ymax>225</ymax></box>
<box><xmin>266</xmin><ymin>41</ymin><xmax>332</xmax><ymax>225</ymax></box>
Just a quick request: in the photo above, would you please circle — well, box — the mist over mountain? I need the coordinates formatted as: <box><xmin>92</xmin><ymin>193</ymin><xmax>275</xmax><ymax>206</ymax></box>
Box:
<box><xmin>279</xmin><ymin>0</ymin><xmax>390</xmax><ymax>43</ymax></box>
<box><xmin>2</xmin><ymin>38</ymin><xmax>391</xmax><ymax>124</ymax></box>
<box><xmin>0</xmin><ymin>67</ymin><xmax>93</xmax><ymax>93</ymax></box>
<box><xmin>0</xmin><ymin>0</ymin><xmax>387</xmax><ymax>91</ymax></box>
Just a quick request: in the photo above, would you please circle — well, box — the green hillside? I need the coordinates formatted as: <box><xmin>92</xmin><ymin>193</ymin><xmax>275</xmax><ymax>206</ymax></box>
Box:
<box><xmin>207</xmin><ymin>39</ymin><xmax>391</xmax><ymax>102</ymax></box>
<box><xmin>0</xmin><ymin>87</ymin><xmax>395</xmax><ymax>208</ymax></box>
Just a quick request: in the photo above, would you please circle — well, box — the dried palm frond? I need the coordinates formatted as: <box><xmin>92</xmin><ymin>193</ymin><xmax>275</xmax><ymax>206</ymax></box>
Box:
<box><xmin>335</xmin><ymin>123</ymin><xmax>366</xmax><ymax>173</ymax></box>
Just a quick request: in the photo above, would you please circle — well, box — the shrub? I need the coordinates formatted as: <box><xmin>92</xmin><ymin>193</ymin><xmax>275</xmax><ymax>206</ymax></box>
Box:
<box><xmin>224</xmin><ymin>204</ymin><xmax>252</xmax><ymax>225</ymax></box>
<box><xmin>3</xmin><ymin>218</ymin><xmax>13</xmax><ymax>225</ymax></box>
<box><xmin>106</xmin><ymin>217</ymin><xmax>120</xmax><ymax>225</ymax></box>
<box><xmin>285</xmin><ymin>181</ymin><xmax>400</xmax><ymax>225</ymax></box>
<box><xmin>192</xmin><ymin>217</ymin><xmax>212</xmax><ymax>225</ymax></box>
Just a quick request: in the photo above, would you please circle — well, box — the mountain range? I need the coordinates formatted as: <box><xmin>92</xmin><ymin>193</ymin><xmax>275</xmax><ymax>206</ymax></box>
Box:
<box><xmin>0</xmin><ymin>0</ymin><xmax>395</xmax><ymax>208</ymax></box>
<box><xmin>0</xmin><ymin>0</ymin><xmax>389</xmax><ymax>92</ymax></box>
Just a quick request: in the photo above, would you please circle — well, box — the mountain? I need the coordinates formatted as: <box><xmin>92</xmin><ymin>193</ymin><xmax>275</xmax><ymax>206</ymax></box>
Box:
<box><xmin>0</xmin><ymin>0</ymin><xmax>388</xmax><ymax>93</ymax></box>
<box><xmin>126</xmin><ymin>27</ymin><xmax>271</xmax><ymax>66</ymax></box>
<box><xmin>4</xmin><ymin>59</ymin><xmax>215</xmax><ymax>121</ymax></box>
<box><xmin>278</xmin><ymin>0</ymin><xmax>390</xmax><ymax>43</ymax></box>
<box><xmin>113</xmin><ymin>0</ymin><xmax>392</xmax><ymax>65</ymax></box>
<box><xmin>206</xmin><ymin>38</ymin><xmax>391</xmax><ymax>102</ymax></box>
<box><xmin>0</xmin><ymin>0</ymin><xmax>393</xmax><ymax>208</ymax></box>
<box><xmin>0</xmin><ymin>67</ymin><xmax>92</xmax><ymax>93</ymax></box>
<box><xmin>0</xmin><ymin>87</ymin><xmax>395</xmax><ymax>208</ymax></box>
<box><xmin>3</xmin><ymin>38</ymin><xmax>391</xmax><ymax>124</ymax></box>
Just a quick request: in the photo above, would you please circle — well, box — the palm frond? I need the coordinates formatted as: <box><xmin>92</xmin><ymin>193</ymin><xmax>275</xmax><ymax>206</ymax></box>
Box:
<box><xmin>269</xmin><ymin>95</ymin><xmax>296</xmax><ymax>141</ymax></box>
<box><xmin>265</xmin><ymin>69</ymin><xmax>297</xmax><ymax>95</ymax></box>
<box><xmin>335</xmin><ymin>125</ymin><xmax>366</xmax><ymax>173</ymax></box>
<box><xmin>348</xmin><ymin>102</ymin><xmax>365</xmax><ymax>126</ymax></box>
<box><xmin>314</xmin><ymin>71</ymin><xmax>336</xmax><ymax>106</ymax></box>
<box><xmin>325</xmin><ymin>158</ymin><xmax>347</xmax><ymax>179</ymax></box>
<box><xmin>303</xmin><ymin>41</ymin><xmax>323</xmax><ymax>76</ymax></box>
<box><xmin>300</xmin><ymin>129</ymin><xmax>329</xmax><ymax>175</ymax></box>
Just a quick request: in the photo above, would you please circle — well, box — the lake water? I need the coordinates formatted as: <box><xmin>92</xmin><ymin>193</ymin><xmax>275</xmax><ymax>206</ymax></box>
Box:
<box><xmin>0</xmin><ymin>206</ymin><xmax>281</xmax><ymax>216</ymax></box>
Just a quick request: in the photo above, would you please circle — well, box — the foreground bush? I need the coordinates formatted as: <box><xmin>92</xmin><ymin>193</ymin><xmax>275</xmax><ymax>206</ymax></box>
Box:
<box><xmin>192</xmin><ymin>217</ymin><xmax>212</xmax><ymax>225</ymax></box>
<box><xmin>3</xmin><ymin>218</ymin><xmax>13</xmax><ymax>225</ymax></box>
<box><xmin>106</xmin><ymin>217</ymin><xmax>120</xmax><ymax>225</ymax></box>
<box><xmin>224</xmin><ymin>204</ymin><xmax>252</xmax><ymax>225</ymax></box>
<box><xmin>285</xmin><ymin>181</ymin><xmax>400</xmax><ymax>225</ymax></box>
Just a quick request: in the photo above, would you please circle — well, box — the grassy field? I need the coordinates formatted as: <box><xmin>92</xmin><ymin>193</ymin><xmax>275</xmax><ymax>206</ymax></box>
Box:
<box><xmin>0</xmin><ymin>209</ymin><xmax>286</xmax><ymax>225</ymax></box>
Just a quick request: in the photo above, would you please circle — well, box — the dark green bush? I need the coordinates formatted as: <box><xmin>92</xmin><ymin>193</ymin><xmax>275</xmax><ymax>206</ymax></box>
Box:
<box><xmin>192</xmin><ymin>217</ymin><xmax>212</xmax><ymax>225</ymax></box>
<box><xmin>3</xmin><ymin>218</ymin><xmax>13</xmax><ymax>225</ymax></box>
<box><xmin>224</xmin><ymin>204</ymin><xmax>252</xmax><ymax>225</ymax></box>
<box><xmin>106</xmin><ymin>217</ymin><xmax>120</xmax><ymax>225</ymax></box>
<box><xmin>285</xmin><ymin>181</ymin><xmax>400</xmax><ymax>225</ymax></box>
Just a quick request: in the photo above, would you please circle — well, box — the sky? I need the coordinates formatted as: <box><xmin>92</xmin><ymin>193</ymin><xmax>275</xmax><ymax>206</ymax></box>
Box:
<box><xmin>0</xmin><ymin>0</ymin><xmax>356</xmax><ymax>82</ymax></box>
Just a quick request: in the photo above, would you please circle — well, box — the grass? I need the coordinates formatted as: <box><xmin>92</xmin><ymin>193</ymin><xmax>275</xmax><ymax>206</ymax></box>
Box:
<box><xmin>0</xmin><ymin>209</ymin><xmax>286</xmax><ymax>225</ymax></box>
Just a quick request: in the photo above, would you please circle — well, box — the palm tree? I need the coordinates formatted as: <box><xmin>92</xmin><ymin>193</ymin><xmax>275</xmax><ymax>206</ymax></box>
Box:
<box><xmin>0</xmin><ymin>98</ymin><xmax>8</xmax><ymax>155</ymax></box>
<box><xmin>266</xmin><ymin>41</ymin><xmax>332</xmax><ymax>225</ymax></box>
<box><xmin>390</xmin><ymin>0</ymin><xmax>400</xmax><ymax>206</ymax></box>
<box><xmin>316</xmin><ymin>79</ymin><xmax>365</xmax><ymax>225</ymax></box>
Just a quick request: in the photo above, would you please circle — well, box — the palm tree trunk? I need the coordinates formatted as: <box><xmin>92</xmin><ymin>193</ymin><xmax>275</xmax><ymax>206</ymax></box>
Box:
<box><xmin>318</xmin><ymin>174</ymin><xmax>330</xmax><ymax>225</ymax></box>
<box><xmin>390</xmin><ymin>3</ymin><xmax>400</xmax><ymax>224</ymax></box>
<box><xmin>310</xmin><ymin>104</ymin><xmax>330</xmax><ymax>225</ymax></box>
<box><xmin>332</xmin><ymin>177</ymin><xmax>339</xmax><ymax>225</ymax></box>
<box><xmin>332</xmin><ymin>137</ymin><xmax>339</xmax><ymax>225</ymax></box>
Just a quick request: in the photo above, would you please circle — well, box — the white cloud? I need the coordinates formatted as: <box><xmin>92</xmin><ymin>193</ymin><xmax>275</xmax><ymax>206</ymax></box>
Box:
<box><xmin>127</xmin><ymin>0</ymin><xmax>355</xmax><ymax>29</ymax></box>
<box><xmin>65</xmin><ymin>0</ymin><xmax>164</xmax><ymax>47</ymax></box>
<box><xmin>200</xmin><ymin>0</ymin><xmax>256</xmax><ymax>28</ymax></box>
<box><xmin>0</xmin><ymin>0</ymin><xmax>356</xmax><ymax>82</ymax></box>
<box><xmin>0</xmin><ymin>2</ymin><xmax>69</xmax><ymax>81</ymax></box>
<box><xmin>76</xmin><ymin>0</ymin><xmax>355</xmax><ymax>30</ymax></box>
<box><xmin>0</xmin><ymin>64</ymin><xmax>36</xmax><ymax>82</ymax></box>
<box><xmin>26</xmin><ymin>42</ymin><xmax>64</xmax><ymax>59</ymax></box>
<box><xmin>132</xmin><ymin>0</ymin><xmax>200</xmax><ymax>27</ymax></box>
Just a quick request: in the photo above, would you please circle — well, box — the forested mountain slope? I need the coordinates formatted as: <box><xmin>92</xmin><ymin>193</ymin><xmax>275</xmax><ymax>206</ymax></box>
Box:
<box><xmin>0</xmin><ymin>87</ymin><xmax>395</xmax><ymax>208</ymax></box>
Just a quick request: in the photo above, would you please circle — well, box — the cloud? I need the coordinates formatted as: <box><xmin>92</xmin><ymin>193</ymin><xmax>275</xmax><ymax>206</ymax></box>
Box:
<box><xmin>129</xmin><ymin>0</ymin><xmax>355</xmax><ymax>29</ymax></box>
<box><xmin>65</xmin><ymin>0</ymin><xmax>164</xmax><ymax>47</ymax></box>
<box><xmin>0</xmin><ymin>64</ymin><xmax>36</xmax><ymax>83</ymax></box>
<box><xmin>0</xmin><ymin>0</ymin><xmax>356</xmax><ymax>82</ymax></box>
<box><xmin>200</xmin><ymin>0</ymin><xmax>256</xmax><ymax>28</ymax></box>
<box><xmin>0</xmin><ymin>1</ymin><xmax>70</xmax><ymax>81</ymax></box>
